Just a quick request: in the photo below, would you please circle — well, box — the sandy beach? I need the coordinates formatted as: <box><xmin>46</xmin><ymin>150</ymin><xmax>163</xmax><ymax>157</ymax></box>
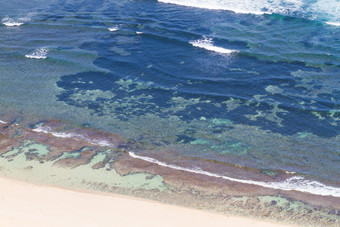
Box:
<box><xmin>1</xmin><ymin>0</ymin><xmax>340</xmax><ymax>226</ymax></box>
<box><xmin>0</xmin><ymin>177</ymin><xmax>294</xmax><ymax>227</ymax></box>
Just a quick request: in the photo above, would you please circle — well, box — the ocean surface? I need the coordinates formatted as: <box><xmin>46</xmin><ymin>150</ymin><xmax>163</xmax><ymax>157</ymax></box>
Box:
<box><xmin>0</xmin><ymin>0</ymin><xmax>340</xmax><ymax>200</ymax></box>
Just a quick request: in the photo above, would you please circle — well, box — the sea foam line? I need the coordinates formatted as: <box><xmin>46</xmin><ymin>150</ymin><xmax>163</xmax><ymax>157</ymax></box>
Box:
<box><xmin>0</xmin><ymin>120</ymin><xmax>8</xmax><ymax>124</ymax></box>
<box><xmin>159</xmin><ymin>0</ymin><xmax>340</xmax><ymax>25</ymax></box>
<box><xmin>32</xmin><ymin>126</ymin><xmax>115</xmax><ymax>147</ymax></box>
<box><xmin>190</xmin><ymin>37</ymin><xmax>238</xmax><ymax>54</ymax></box>
<box><xmin>158</xmin><ymin>0</ymin><xmax>267</xmax><ymax>15</ymax></box>
<box><xmin>129</xmin><ymin>151</ymin><xmax>340</xmax><ymax>197</ymax></box>
<box><xmin>326</xmin><ymin>21</ymin><xmax>340</xmax><ymax>26</ymax></box>
<box><xmin>31</xmin><ymin>124</ymin><xmax>340</xmax><ymax>197</ymax></box>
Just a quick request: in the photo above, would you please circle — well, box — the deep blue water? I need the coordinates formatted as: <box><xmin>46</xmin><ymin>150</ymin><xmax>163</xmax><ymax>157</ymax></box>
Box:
<box><xmin>0</xmin><ymin>0</ymin><xmax>339</xmax><ymax>195</ymax></box>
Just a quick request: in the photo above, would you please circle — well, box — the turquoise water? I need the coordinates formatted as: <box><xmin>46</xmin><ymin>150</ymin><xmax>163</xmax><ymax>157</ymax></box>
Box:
<box><xmin>0</xmin><ymin>0</ymin><xmax>339</xmax><ymax>197</ymax></box>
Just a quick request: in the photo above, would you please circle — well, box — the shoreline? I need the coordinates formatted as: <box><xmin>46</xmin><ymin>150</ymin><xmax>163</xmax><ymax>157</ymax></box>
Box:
<box><xmin>1</xmin><ymin>1</ymin><xmax>340</xmax><ymax>226</ymax></box>
<box><xmin>0</xmin><ymin>118</ymin><xmax>339</xmax><ymax>226</ymax></box>
<box><xmin>0</xmin><ymin>176</ymin><xmax>294</xmax><ymax>227</ymax></box>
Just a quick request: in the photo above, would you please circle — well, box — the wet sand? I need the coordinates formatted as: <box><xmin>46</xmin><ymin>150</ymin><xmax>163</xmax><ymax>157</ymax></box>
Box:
<box><xmin>0</xmin><ymin>177</ymin><xmax>294</xmax><ymax>227</ymax></box>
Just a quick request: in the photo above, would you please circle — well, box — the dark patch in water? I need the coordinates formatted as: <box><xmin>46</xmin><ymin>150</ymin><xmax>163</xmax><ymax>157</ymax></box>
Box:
<box><xmin>57</xmin><ymin>52</ymin><xmax>339</xmax><ymax>137</ymax></box>
<box><xmin>53</xmin><ymin>1</ymin><xmax>340</xmax><ymax>137</ymax></box>
<box><xmin>176</xmin><ymin>135</ymin><xmax>196</xmax><ymax>144</ymax></box>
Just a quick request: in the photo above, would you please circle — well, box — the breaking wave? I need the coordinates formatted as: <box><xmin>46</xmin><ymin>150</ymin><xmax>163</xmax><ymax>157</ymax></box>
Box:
<box><xmin>32</xmin><ymin>125</ymin><xmax>115</xmax><ymax>147</ymax></box>
<box><xmin>7</xmin><ymin>121</ymin><xmax>336</xmax><ymax>198</ymax></box>
<box><xmin>190</xmin><ymin>37</ymin><xmax>238</xmax><ymax>54</ymax></box>
<box><xmin>326</xmin><ymin>21</ymin><xmax>340</xmax><ymax>26</ymax></box>
<box><xmin>1</xmin><ymin>17</ymin><xmax>28</xmax><ymax>27</ymax></box>
<box><xmin>30</xmin><ymin>123</ymin><xmax>340</xmax><ymax>197</ymax></box>
<box><xmin>158</xmin><ymin>0</ymin><xmax>340</xmax><ymax>24</ymax></box>
<box><xmin>108</xmin><ymin>25</ymin><xmax>120</xmax><ymax>32</ymax></box>
<box><xmin>129</xmin><ymin>152</ymin><xmax>340</xmax><ymax>197</ymax></box>
<box><xmin>158</xmin><ymin>0</ymin><xmax>303</xmax><ymax>15</ymax></box>
<box><xmin>25</xmin><ymin>47</ymin><xmax>49</xmax><ymax>59</ymax></box>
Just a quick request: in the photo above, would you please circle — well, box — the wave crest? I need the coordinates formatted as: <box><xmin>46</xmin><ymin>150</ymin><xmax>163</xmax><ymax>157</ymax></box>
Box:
<box><xmin>108</xmin><ymin>25</ymin><xmax>120</xmax><ymax>32</ymax></box>
<box><xmin>190</xmin><ymin>37</ymin><xmax>238</xmax><ymax>54</ymax></box>
<box><xmin>30</xmin><ymin>122</ymin><xmax>340</xmax><ymax>198</ymax></box>
<box><xmin>158</xmin><ymin>0</ymin><xmax>302</xmax><ymax>15</ymax></box>
<box><xmin>326</xmin><ymin>21</ymin><xmax>340</xmax><ymax>26</ymax></box>
<box><xmin>32</xmin><ymin>124</ymin><xmax>116</xmax><ymax>147</ymax></box>
<box><xmin>25</xmin><ymin>48</ymin><xmax>49</xmax><ymax>59</ymax></box>
<box><xmin>158</xmin><ymin>0</ymin><xmax>340</xmax><ymax>23</ymax></box>
<box><xmin>1</xmin><ymin>17</ymin><xmax>27</xmax><ymax>27</ymax></box>
<box><xmin>129</xmin><ymin>151</ymin><xmax>340</xmax><ymax>197</ymax></box>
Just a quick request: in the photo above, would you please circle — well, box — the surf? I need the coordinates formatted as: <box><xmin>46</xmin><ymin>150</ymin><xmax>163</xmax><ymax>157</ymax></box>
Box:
<box><xmin>158</xmin><ymin>0</ymin><xmax>301</xmax><ymax>15</ymax></box>
<box><xmin>190</xmin><ymin>37</ymin><xmax>238</xmax><ymax>54</ymax></box>
<box><xmin>1</xmin><ymin>14</ymin><xmax>34</xmax><ymax>27</ymax></box>
<box><xmin>108</xmin><ymin>25</ymin><xmax>120</xmax><ymax>32</ymax></box>
<box><xmin>30</xmin><ymin>122</ymin><xmax>340</xmax><ymax>198</ymax></box>
<box><xmin>32</xmin><ymin>124</ymin><xmax>116</xmax><ymax>148</ymax></box>
<box><xmin>25</xmin><ymin>48</ymin><xmax>49</xmax><ymax>59</ymax></box>
<box><xmin>158</xmin><ymin>0</ymin><xmax>340</xmax><ymax>25</ymax></box>
<box><xmin>129</xmin><ymin>152</ymin><xmax>340</xmax><ymax>198</ymax></box>
<box><xmin>2</xmin><ymin>17</ymin><xmax>25</xmax><ymax>27</ymax></box>
<box><xmin>326</xmin><ymin>21</ymin><xmax>340</xmax><ymax>26</ymax></box>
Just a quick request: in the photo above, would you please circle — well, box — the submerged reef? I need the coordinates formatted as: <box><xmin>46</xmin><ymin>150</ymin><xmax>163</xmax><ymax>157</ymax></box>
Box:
<box><xmin>0</xmin><ymin>119</ymin><xmax>339</xmax><ymax>226</ymax></box>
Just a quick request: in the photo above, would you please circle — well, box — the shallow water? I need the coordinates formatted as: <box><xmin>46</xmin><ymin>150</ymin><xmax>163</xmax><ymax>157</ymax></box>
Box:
<box><xmin>0</xmin><ymin>0</ymin><xmax>339</xmax><ymax>210</ymax></box>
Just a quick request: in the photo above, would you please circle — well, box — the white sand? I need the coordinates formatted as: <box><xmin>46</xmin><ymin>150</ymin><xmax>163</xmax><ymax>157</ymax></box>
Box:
<box><xmin>0</xmin><ymin>177</ymin><xmax>294</xmax><ymax>227</ymax></box>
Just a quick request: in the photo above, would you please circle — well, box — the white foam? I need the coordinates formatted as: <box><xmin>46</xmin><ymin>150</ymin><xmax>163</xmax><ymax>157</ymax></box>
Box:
<box><xmin>108</xmin><ymin>25</ymin><xmax>120</xmax><ymax>32</ymax></box>
<box><xmin>326</xmin><ymin>21</ymin><xmax>340</xmax><ymax>26</ymax></box>
<box><xmin>310</xmin><ymin>0</ymin><xmax>340</xmax><ymax>24</ymax></box>
<box><xmin>136</xmin><ymin>31</ymin><xmax>143</xmax><ymax>34</ymax></box>
<box><xmin>0</xmin><ymin>120</ymin><xmax>8</xmax><ymax>124</ymax></box>
<box><xmin>284</xmin><ymin>170</ymin><xmax>296</xmax><ymax>174</ymax></box>
<box><xmin>2</xmin><ymin>16</ymin><xmax>30</xmax><ymax>27</ymax></box>
<box><xmin>29</xmin><ymin>123</ymin><xmax>340</xmax><ymax>197</ymax></box>
<box><xmin>190</xmin><ymin>37</ymin><xmax>238</xmax><ymax>54</ymax></box>
<box><xmin>159</xmin><ymin>0</ymin><xmax>340</xmax><ymax>23</ymax></box>
<box><xmin>129</xmin><ymin>152</ymin><xmax>340</xmax><ymax>197</ymax></box>
<box><xmin>2</xmin><ymin>21</ymin><xmax>24</xmax><ymax>27</ymax></box>
<box><xmin>32</xmin><ymin>126</ymin><xmax>79</xmax><ymax>139</ymax></box>
<box><xmin>25</xmin><ymin>55</ymin><xmax>47</xmax><ymax>59</ymax></box>
<box><xmin>32</xmin><ymin>125</ymin><xmax>115</xmax><ymax>147</ymax></box>
<box><xmin>25</xmin><ymin>47</ymin><xmax>48</xmax><ymax>59</ymax></box>
<box><xmin>90</xmin><ymin>138</ymin><xmax>115</xmax><ymax>147</ymax></box>
<box><xmin>158</xmin><ymin>0</ymin><xmax>296</xmax><ymax>15</ymax></box>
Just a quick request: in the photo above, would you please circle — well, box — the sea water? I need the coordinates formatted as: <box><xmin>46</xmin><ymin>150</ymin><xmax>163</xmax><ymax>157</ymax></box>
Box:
<box><xmin>0</xmin><ymin>0</ymin><xmax>339</xmax><ymax>204</ymax></box>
